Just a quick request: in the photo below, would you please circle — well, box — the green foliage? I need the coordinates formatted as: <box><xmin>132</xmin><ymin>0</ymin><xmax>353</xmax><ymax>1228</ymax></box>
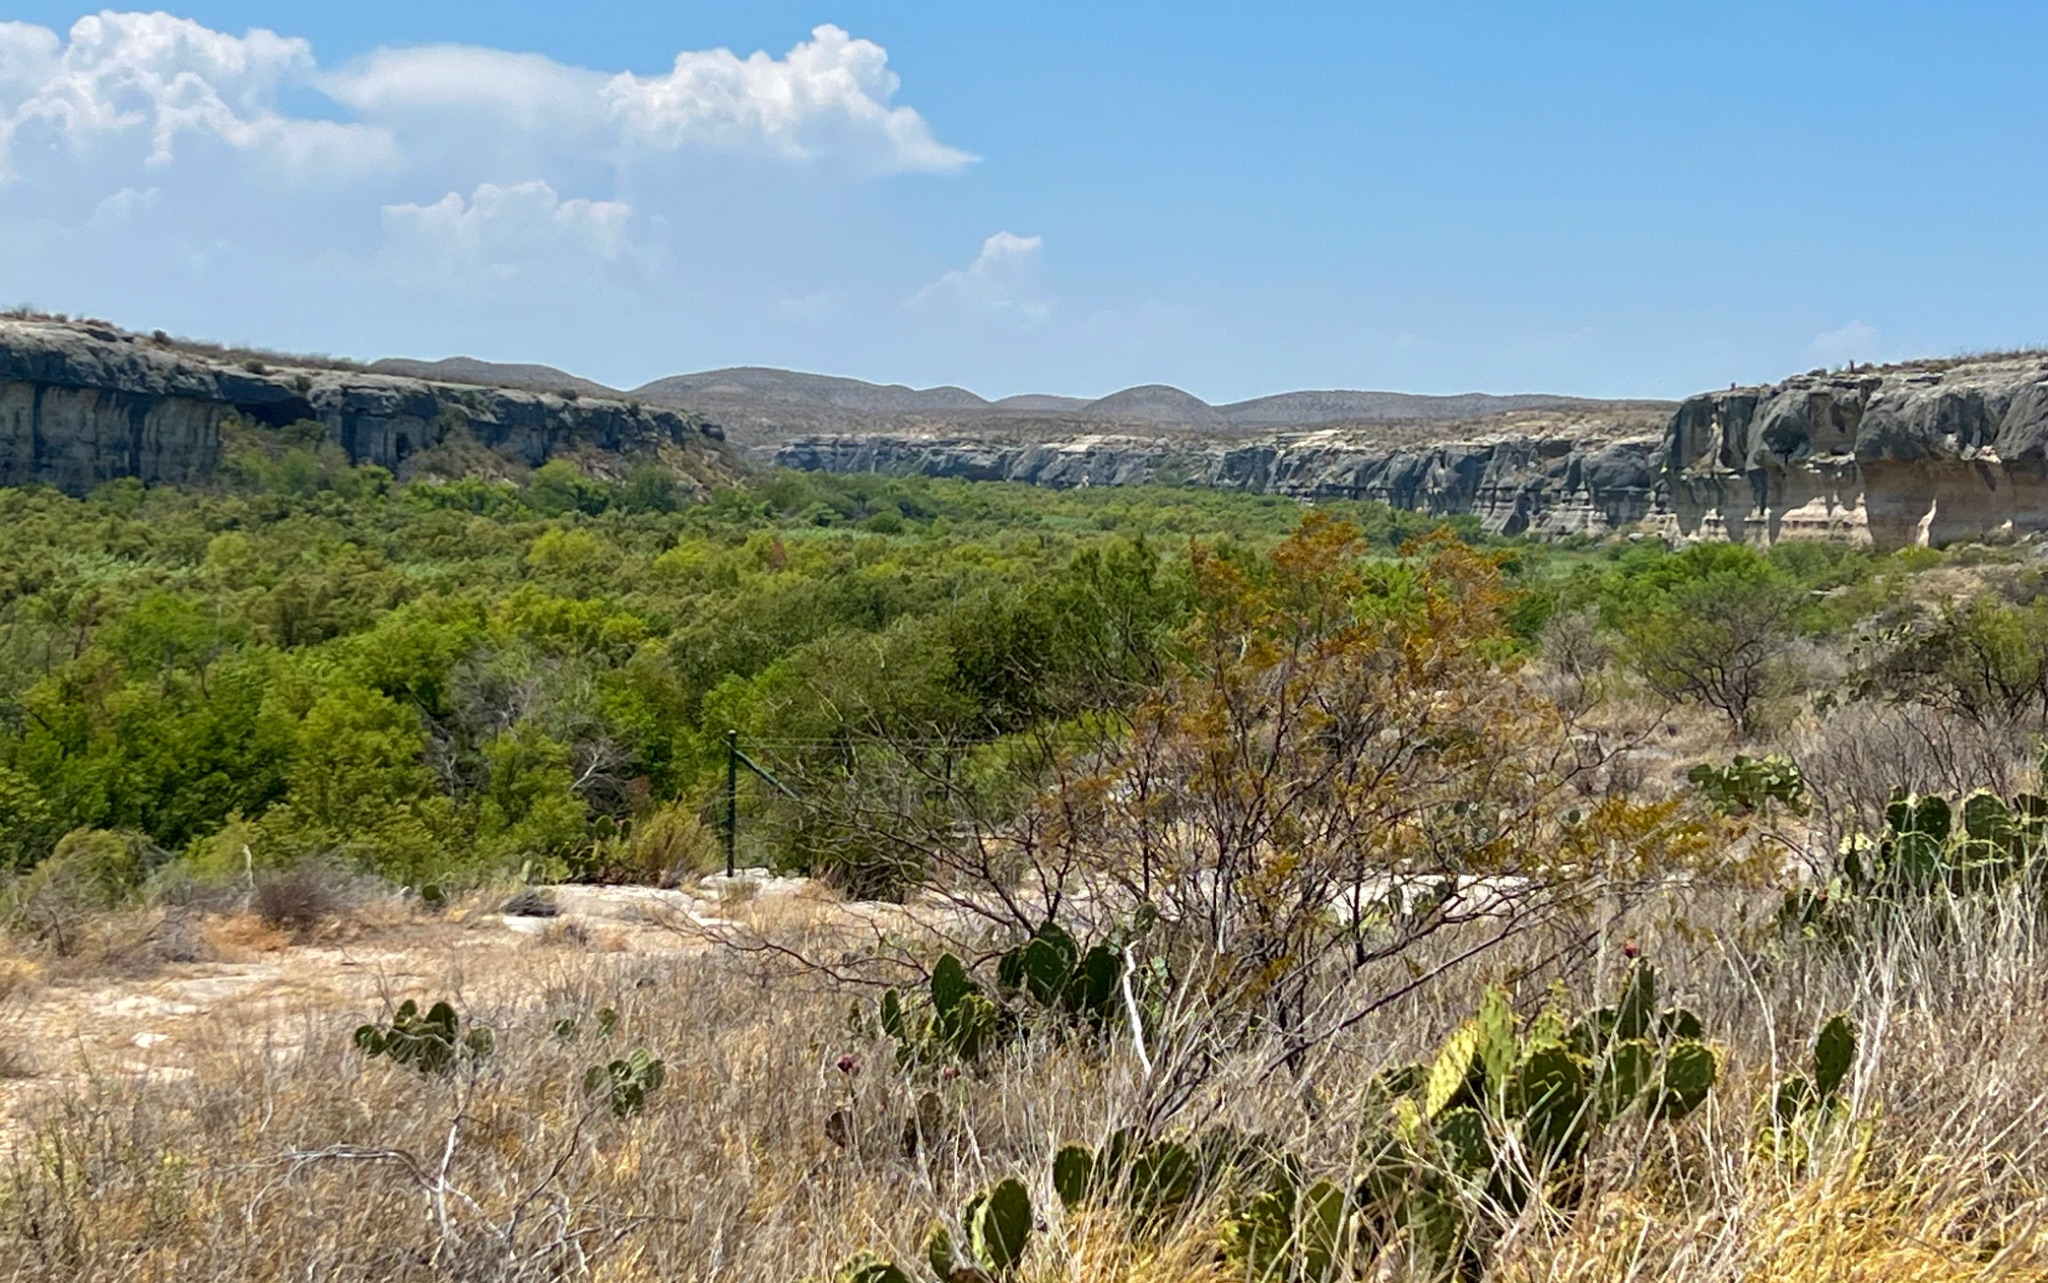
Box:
<box><xmin>1855</xmin><ymin>595</ymin><xmax>2048</xmax><ymax>727</ymax></box>
<box><xmin>0</xmin><ymin>467</ymin><xmax>1300</xmax><ymax>884</ymax></box>
<box><xmin>354</xmin><ymin>999</ymin><xmax>494</xmax><ymax>1075</ymax></box>
<box><xmin>1687</xmin><ymin>753</ymin><xmax>1809</xmax><ymax>816</ymax></box>
<box><xmin>583</xmin><ymin>1047</ymin><xmax>666</xmax><ymax>1118</ymax></box>
<box><xmin>1841</xmin><ymin>787</ymin><xmax>2048</xmax><ymax>901</ymax></box>
<box><xmin>1762</xmin><ymin>1014</ymin><xmax>1859</xmax><ymax>1170</ymax></box>
<box><xmin>1602</xmin><ymin>545</ymin><xmax>1807</xmax><ymax>736</ymax></box>
<box><xmin>9</xmin><ymin>827</ymin><xmax>157</xmax><ymax>952</ymax></box>
<box><xmin>1343</xmin><ymin>964</ymin><xmax>1721</xmax><ymax>1277</ymax></box>
<box><xmin>877</xmin><ymin>930</ymin><xmax>1128</xmax><ymax>1070</ymax></box>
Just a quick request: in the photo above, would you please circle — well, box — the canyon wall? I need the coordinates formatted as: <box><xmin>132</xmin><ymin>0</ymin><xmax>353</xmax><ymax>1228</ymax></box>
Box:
<box><xmin>781</xmin><ymin>354</ymin><xmax>2048</xmax><ymax>548</ymax></box>
<box><xmin>0</xmin><ymin>319</ymin><xmax>730</xmax><ymax>495</ymax></box>
<box><xmin>1663</xmin><ymin>353</ymin><xmax>2048</xmax><ymax>548</ymax></box>
<box><xmin>777</xmin><ymin>425</ymin><xmax>1667</xmax><ymax>538</ymax></box>
<box><xmin>9</xmin><ymin>314</ymin><xmax>2047</xmax><ymax>549</ymax></box>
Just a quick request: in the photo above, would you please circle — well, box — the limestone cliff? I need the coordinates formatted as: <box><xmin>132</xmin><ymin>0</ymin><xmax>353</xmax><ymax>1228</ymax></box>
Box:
<box><xmin>1662</xmin><ymin>352</ymin><xmax>2048</xmax><ymax>549</ymax></box>
<box><xmin>0</xmin><ymin>318</ymin><xmax>733</xmax><ymax>495</ymax></box>
<box><xmin>777</xmin><ymin>414</ymin><xmax>1667</xmax><ymax>538</ymax></box>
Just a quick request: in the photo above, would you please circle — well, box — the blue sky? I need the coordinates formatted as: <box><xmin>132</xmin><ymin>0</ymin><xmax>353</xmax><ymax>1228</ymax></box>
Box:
<box><xmin>2</xmin><ymin>2</ymin><xmax>2043</xmax><ymax>401</ymax></box>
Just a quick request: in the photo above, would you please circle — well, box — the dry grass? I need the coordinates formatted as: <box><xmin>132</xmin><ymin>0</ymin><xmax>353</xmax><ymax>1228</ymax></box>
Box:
<box><xmin>0</xmin><ymin>883</ymin><xmax>2039</xmax><ymax>1282</ymax></box>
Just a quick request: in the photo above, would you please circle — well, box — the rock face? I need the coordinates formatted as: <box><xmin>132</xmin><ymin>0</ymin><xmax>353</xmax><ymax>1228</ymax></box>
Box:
<box><xmin>0</xmin><ymin>319</ymin><xmax>729</xmax><ymax>495</ymax></box>
<box><xmin>779</xmin><ymin>353</ymin><xmax>2048</xmax><ymax>548</ymax></box>
<box><xmin>777</xmin><ymin>422</ymin><xmax>1666</xmax><ymax>538</ymax></box>
<box><xmin>1664</xmin><ymin>353</ymin><xmax>2048</xmax><ymax>548</ymax></box>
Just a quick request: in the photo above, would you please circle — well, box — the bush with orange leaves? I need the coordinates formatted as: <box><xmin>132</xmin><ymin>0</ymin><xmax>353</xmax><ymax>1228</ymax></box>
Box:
<box><xmin>747</xmin><ymin>515</ymin><xmax>1746</xmax><ymax>1117</ymax></box>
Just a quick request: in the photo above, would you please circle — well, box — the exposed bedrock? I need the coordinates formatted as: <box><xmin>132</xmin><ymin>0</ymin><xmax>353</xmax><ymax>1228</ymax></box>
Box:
<box><xmin>1664</xmin><ymin>355</ymin><xmax>2048</xmax><ymax>549</ymax></box>
<box><xmin>776</xmin><ymin>429</ymin><xmax>1666</xmax><ymax>538</ymax></box>
<box><xmin>782</xmin><ymin>354</ymin><xmax>2048</xmax><ymax>548</ymax></box>
<box><xmin>0</xmin><ymin>319</ymin><xmax>729</xmax><ymax>495</ymax></box>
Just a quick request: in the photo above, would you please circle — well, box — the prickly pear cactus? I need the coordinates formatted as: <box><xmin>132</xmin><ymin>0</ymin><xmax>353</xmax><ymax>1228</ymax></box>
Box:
<box><xmin>354</xmin><ymin>998</ymin><xmax>490</xmax><ymax>1075</ymax></box>
<box><xmin>1052</xmin><ymin>1143</ymin><xmax>1095</xmax><ymax>1211</ymax></box>
<box><xmin>1765</xmin><ymin>1013</ymin><xmax>1859</xmax><ymax>1168</ymax></box>
<box><xmin>583</xmin><ymin>1047</ymin><xmax>665</xmax><ymax>1118</ymax></box>
<box><xmin>1812</xmin><ymin>1013</ymin><xmax>1855</xmax><ymax>1099</ymax></box>
<box><xmin>966</xmin><ymin>1178</ymin><xmax>1033</xmax><ymax>1273</ymax></box>
<box><xmin>1354</xmin><ymin>957</ymin><xmax>1723</xmax><ymax>1276</ymax></box>
<box><xmin>1650</xmin><ymin>1040</ymin><xmax>1719</xmax><ymax>1120</ymax></box>
<box><xmin>837</xmin><ymin>1253</ymin><xmax>913</xmax><ymax>1283</ymax></box>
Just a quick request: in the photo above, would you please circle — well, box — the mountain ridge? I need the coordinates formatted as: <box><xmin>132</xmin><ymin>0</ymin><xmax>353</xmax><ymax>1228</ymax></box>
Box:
<box><xmin>366</xmin><ymin>355</ymin><xmax>1655</xmax><ymax>437</ymax></box>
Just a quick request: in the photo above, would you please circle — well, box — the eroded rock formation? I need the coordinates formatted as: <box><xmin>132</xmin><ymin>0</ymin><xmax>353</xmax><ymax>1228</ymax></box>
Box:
<box><xmin>1663</xmin><ymin>353</ymin><xmax>2048</xmax><ymax>548</ymax></box>
<box><xmin>777</xmin><ymin>421</ymin><xmax>1666</xmax><ymax>539</ymax></box>
<box><xmin>0</xmin><ymin>318</ymin><xmax>730</xmax><ymax>495</ymax></box>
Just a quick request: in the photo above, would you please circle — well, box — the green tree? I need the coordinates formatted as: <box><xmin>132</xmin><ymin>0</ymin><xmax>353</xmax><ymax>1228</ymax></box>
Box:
<box><xmin>1606</xmin><ymin>545</ymin><xmax>1805</xmax><ymax>737</ymax></box>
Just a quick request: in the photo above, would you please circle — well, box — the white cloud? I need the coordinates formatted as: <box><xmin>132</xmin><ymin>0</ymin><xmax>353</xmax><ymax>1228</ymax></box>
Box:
<box><xmin>0</xmin><ymin>12</ymin><xmax>393</xmax><ymax>178</ymax></box>
<box><xmin>323</xmin><ymin>46</ymin><xmax>605</xmax><ymax>132</ymax></box>
<box><xmin>908</xmin><ymin>231</ymin><xmax>1053</xmax><ymax>323</ymax></box>
<box><xmin>0</xmin><ymin>12</ymin><xmax>983</xmax><ymax>382</ymax></box>
<box><xmin>603</xmin><ymin>25</ymin><xmax>973</xmax><ymax>173</ymax></box>
<box><xmin>381</xmin><ymin>181</ymin><xmax>637</xmax><ymax>283</ymax></box>
<box><xmin>1811</xmin><ymin>320</ymin><xmax>1882</xmax><ymax>365</ymax></box>
<box><xmin>0</xmin><ymin>13</ymin><xmax>967</xmax><ymax>193</ymax></box>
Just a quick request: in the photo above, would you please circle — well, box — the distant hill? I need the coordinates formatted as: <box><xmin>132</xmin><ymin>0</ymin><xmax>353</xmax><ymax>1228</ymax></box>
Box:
<box><xmin>368</xmin><ymin>356</ymin><xmax>618</xmax><ymax>399</ymax></box>
<box><xmin>1216</xmin><ymin>389</ymin><xmax>1615</xmax><ymax>425</ymax></box>
<box><xmin>994</xmin><ymin>393</ymin><xmax>1091</xmax><ymax>412</ymax></box>
<box><xmin>631</xmin><ymin>367</ymin><xmax>1647</xmax><ymax>435</ymax></box>
<box><xmin>1081</xmin><ymin>384</ymin><xmax>1228</xmax><ymax>427</ymax></box>
<box><xmin>371</xmin><ymin>355</ymin><xmax>1671</xmax><ymax>450</ymax></box>
<box><xmin>634</xmin><ymin>367</ymin><xmax>989</xmax><ymax>414</ymax></box>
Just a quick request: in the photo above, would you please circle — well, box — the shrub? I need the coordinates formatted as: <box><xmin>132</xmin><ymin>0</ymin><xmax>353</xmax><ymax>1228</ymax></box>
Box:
<box><xmin>251</xmin><ymin>860</ymin><xmax>358</xmax><ymax>935</ymax></box>
<box><xmin>612</xmin><ymin>801</ymin><xmax>718</xmax><ymax>885</ymax></box>
<box><xmin>10</xmin><ymin>828</ymin><xmax>155</xmax><ymax>955</ymax></box>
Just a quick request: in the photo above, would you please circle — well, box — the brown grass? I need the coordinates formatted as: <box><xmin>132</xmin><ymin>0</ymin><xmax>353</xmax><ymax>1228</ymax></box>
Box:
<box><xmin>0</xmin><ymin>881</ymin><xmax>2039</xmax><ymax>1282</ymax></box>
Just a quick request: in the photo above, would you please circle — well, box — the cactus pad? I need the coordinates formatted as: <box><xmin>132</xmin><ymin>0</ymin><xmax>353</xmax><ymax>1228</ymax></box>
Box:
<box><xmin>1812</xmin><ymin>1014</ymin><xmax>1856</xmax><ymax>1098</ymax></box>
<box><xmin>1651</xmin><ymin>1039</ymin><xmax>1718</xmax><ymax>1120</ymax></box>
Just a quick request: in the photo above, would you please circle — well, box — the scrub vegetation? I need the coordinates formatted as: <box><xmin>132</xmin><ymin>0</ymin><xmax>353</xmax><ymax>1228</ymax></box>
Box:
<box><xmin>1</xmin><ymin>448</ymin><xmax>2047</xmax><ymax>1281</ymax></box>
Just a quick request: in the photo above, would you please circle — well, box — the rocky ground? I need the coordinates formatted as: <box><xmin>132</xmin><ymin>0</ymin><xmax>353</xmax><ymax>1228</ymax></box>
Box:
<box><xmin>0</xmin><ymin>874</ymin><xmax>822</xmax><ymax>1152</ymax></box>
